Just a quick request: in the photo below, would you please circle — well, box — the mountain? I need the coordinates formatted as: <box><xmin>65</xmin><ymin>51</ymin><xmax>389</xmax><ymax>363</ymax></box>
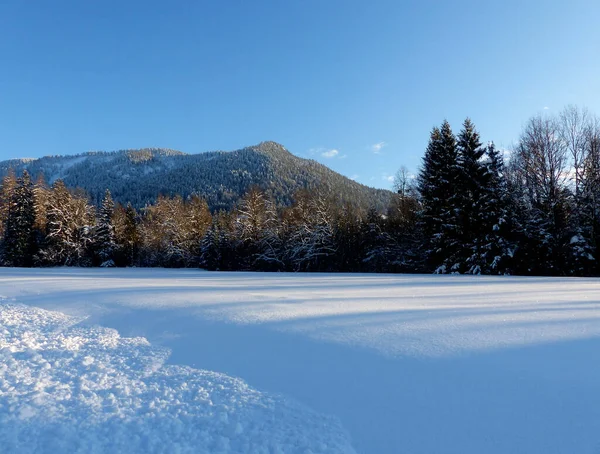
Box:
<box><xmin>0</xmin><ymin>142</ymin><xmax>394</xmax><ymax>212</ymax></box>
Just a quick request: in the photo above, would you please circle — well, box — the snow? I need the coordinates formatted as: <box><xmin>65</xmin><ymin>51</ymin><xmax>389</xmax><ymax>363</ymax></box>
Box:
<box><xmin>2</xmin><ymin>269</ymin><xmax>600</xmax><ymax>453</ymax></box>
<box><xmin>0</xmin><ymin>300</ymin><xmax>355</xmax><ymax>454</ymax></box>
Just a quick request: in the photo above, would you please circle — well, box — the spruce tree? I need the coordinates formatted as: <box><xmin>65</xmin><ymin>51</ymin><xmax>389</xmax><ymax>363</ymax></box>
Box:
<box><xmin>361</xmin><ymin>207</ymin><xmax>398</xmax><ymax>272</ymax></box>
<box><xmin>0</xmin><ymin>170</ymin><xmax>17</xmax><ymax>242</ymax></box>
<box><xmin>94</xmin><ymin>189</ymin><xmax>116</xmax><ymax>266</ymax></box>
<box><xmin>121</xmin><ymin>203</ymin><xmax>140</xmax><ymax>266</ymax></box>
<box><xmin>1</xmin><ymin>170</ymin><xmax>38</xmax><ymax>267</ymax></box>
<box><xmin>480</xmin><ymin>143</ymin><xmax>514</xmax><ymax>274</ymax></box>
<box><xmin>454</xmin><ymin>118</ymin><xmax>488</xmax><ymax>273</ymax></box>
<box><xmin>199</xmin><ymin>222</ymin><xmax>221</xmax><ymax>270</ymax></box>
<box><xmin>417</xmin><ymin>127</ymin><xmax>442</xmax><ymax>266</ymax></box>
<box><xmin>417</xmin><ymin>121</ymin><xmax>459</xmax><ymax>272</ymax></box>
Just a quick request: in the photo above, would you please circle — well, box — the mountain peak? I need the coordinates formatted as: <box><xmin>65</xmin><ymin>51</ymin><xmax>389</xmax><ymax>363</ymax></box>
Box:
<box><xmin>124</xmin><ymin>148</ymin><xmax>187</xmax><ymax>163</ymax></box>
<box><xmin>252</xmin><ymin>141</ymin><xmax>291</xmax><ymax>156</ymax></box>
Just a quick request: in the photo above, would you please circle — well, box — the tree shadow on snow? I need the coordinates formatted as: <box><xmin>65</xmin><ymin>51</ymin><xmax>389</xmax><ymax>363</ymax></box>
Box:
<box><xmin>85</xmin><ymin>303</ymin><xmax>600</xmax><ymax>454</ymax></box>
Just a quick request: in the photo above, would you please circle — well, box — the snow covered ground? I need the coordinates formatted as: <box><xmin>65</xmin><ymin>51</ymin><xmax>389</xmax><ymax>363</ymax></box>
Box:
<box><xmin>1</xmin><ymin>269</ymin><xmax>600</xmax><ymax>453</ymax></box>
<box><xmin>0</xmin><ymin>302</ymin><xmax>354</xmax><ymax>454</ymax></box>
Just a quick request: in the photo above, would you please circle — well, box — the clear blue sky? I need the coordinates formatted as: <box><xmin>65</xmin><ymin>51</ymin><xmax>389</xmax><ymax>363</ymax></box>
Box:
<box><xmin>1</xmin><ymin>0</ymin><xmax>599</xmax><ymax>189</ymax></box>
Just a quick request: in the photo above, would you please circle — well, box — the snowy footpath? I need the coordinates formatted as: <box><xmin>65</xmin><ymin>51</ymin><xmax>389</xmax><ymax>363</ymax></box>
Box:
<box><xmin>1</xmin><ymin>269</ymin><xmax>600</xmax><ymax>453</ymax></box>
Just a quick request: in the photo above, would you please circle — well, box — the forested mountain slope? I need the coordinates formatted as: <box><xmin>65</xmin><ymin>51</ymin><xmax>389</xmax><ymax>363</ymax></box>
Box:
<box><xmin>0</xmin><ymin>142</ymin><xmax>393</xmax><ymax>211</ymax></box>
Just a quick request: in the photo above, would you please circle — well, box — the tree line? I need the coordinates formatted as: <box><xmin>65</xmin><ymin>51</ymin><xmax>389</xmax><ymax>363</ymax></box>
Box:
<box><xmin>1</xmin><ymin>105</ymin><xmax>599</xmax><ymax>275</ymax></box>
<box><xmin>0</xmin><ymin>173</ymin><xmax>413</xmax><ymax>272</ymax></box>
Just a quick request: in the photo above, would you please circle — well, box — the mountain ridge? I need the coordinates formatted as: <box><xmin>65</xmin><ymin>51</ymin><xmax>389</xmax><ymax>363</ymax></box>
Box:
<box><xmin>0</xmin><ymin>141</ymin><xmax>394</xmax><ymax>212</ymax></box>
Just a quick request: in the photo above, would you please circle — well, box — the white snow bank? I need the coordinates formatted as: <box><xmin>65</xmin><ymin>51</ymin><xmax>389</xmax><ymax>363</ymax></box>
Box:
<box><xmin>0</xmin><ymin>301</ymin><xmax>355</xmax><ymax>454</ymax></box>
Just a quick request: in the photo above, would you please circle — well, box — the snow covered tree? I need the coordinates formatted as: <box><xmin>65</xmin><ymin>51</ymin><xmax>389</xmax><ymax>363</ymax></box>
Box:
<box><xmin>92</xmin><ymin>189</ymin><xmax>117</xmax><ymax>267</ymax></box>
<box><xmin>234</xmin><ymin>187</ymin><xmax>283</xmax><ymax>271</ymax></box>
<box><xmin>39</xmin><ymin>180</ymin><xmax>95</xmax><ymax>266</ymax></box>
<box><xmin>555</xmin><ymin>107</ymin><xmax>597</xmax><ymax>275</ymax></box>
<box><xmin>509</xmin><ymin>115</ymin><xmax>570</xmax><ymax>274</ymax></box>
<box><xmin>571</xmin><ymin>116</ymin><xmax>600</xmax><ymax>275</ymax></box>
<box><xmin>284</xmin><ymin>190</ymin><xmax>337</xmax><ymax>271</ymax></box>
<box><xmin>113</xmin><ymin>203</ymin><xmax>140</xmax><ymax>266</ymax></box>
<box><xmin>199</xmin><ymin>221</ymin><xmax>221</xmax><ymax>270</ymax></box>
<box><xmin>452</xmin><ymin>118</ymin><xmax>491</xmax><ymax>273</ymax></box>
<box><xmin>140</xmin><ymin>195</ymin><xmax>211</xmax><ymax>267</ymax></box>
<box><xmin>361</xmin><ymin>207</ymin><xmax>398</xmax><ymax>272</ymax></box>
<box><xmin>331</xmin><ymin>203</ymin><xmax>362</xmax><ymax>272</ymax></box>
<box><xmin>0</xmin><ymin>170</ymin><xmax>17</xmax><ymax>243</ymax></box>
<box><xmin>210</xmin><ymin>210</ymin><xmax>238</xmax><ymax>270</ymax></box>
<box><xmin>417</xmin><ymin>121</ymin><xmax>460</xmax><ymax>272</ymax></box>
<box><xmin>478</xmin><ymin>143</ymin><xmax>514</xmax><ymax>274</ymax></box>
<box><xmin>32</xmin><ymin>174</ymin><xmax>50</xmax><ymax>234</ymax></box>
<box><xmin>0</xmin><ymin>170</ymin><xmax>38</xmax><ymax>267</ymax></box>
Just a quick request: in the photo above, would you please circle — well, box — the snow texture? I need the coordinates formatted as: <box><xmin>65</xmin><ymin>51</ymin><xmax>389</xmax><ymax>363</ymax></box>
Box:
<box><xmin>0</xmin><ymin>301</ymin><xmax>355</xmax><ymax>454</ymax></box>
<box><xmin>2</xmin><ymin>269</ymin><xmax>600</xmax><ymax>453</ymax></box>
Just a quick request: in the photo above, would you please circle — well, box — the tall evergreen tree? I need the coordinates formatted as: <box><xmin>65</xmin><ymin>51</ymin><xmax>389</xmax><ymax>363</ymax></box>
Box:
<box><xmin>1</xmin><ymin>170</ymin><xmax>38</xmax><ymax>267</ymax></box>
<box><xmin>454</xmin><ymin>118</ymin><xmax>489</xmax><ymax>273</ymax></box>
<box><xmin>199</xmin><ymin>221</ymin><xmax>221</xmax><ymax>271</ymax></box>
<box><xmin>479</xmin><ymin>143</ymin><xmax>514</xmax><ymax>274</ymax></box>
<box><xmin>93</xmin><ymin>189</ymin><xmax>116</xmax><ymax>266</ymax></box>
<box><xmin>0</xmin><ymin>170</ymin><xmax>17</xmax><ymax>242</ymax></box>
<box><xmin>417</xmin><ymin>121</ymin><xmax>459</xmax><ymax>272</ymax></box>
<box><xmin>116</xmin><ymin>203</ymin><xmax>140</xmax><ymax>266</ymax></box>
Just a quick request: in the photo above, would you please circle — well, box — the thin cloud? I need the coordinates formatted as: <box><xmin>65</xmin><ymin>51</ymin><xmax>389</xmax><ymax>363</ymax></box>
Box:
<box><xmin>370</xmin><ymin>142</ymin><xmax>387</xmax><ymax>154</ymax></box>
<box><xmin>321</xmin><ymin>148</ymin><xmax>339</xmax><ymax>158</ymax></box>
<box><xmin>308</xmin><ymin>146</ymin><xmax>342</xmax><ymax>159</ymax></box>
<box><xmin>381</xmin><ymin>172</ymin><xmax>394</xmax><ymax>183</ymax></box>
<box><xmin>350</xmin><ymin>174</ymin><xmax>359</xmax><ymax>181</ymax></box>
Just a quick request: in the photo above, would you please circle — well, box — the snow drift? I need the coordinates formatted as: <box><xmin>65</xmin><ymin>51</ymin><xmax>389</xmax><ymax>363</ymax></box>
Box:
<box><xmin>0</xmin><ymin>301</ymin><xmax>355</xmax><ymax>454</ymax></box>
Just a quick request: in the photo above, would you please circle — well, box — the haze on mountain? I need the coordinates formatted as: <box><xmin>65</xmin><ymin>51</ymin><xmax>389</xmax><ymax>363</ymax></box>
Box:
<box><xmin>0</xmin><ymin>141</ymin><xmax>393</xmax><ymax>212</ymax></box>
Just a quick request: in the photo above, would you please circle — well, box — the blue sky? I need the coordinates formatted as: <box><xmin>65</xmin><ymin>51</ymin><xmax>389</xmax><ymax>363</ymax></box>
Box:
<box><xmin>1</xmin><ymin>0</ymin><xmax>599</xmax><ymax>189</ymax></box>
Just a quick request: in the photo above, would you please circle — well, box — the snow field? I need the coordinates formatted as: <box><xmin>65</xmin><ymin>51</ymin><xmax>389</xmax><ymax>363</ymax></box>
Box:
<box><xmin>0</xmin><ymin>301</ymin><xmax>355</xmax><ymax>454</ymax></box>
<box><xmin>2</xmin><ymin>269</ymin><xmax>600</xmax><ymax>453</ymax></box>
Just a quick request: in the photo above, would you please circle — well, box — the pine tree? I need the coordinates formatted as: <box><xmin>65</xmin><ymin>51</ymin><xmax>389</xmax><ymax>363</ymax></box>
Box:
<box><xmin>417</xmin><ymin>121</ymin><xmax>459</xmax><ymax>272</ymax></box>
<box><xmin>94</xmin><ymin>189</ymin><xmax>116</xmax><ymax>267</ymax></box>
<box><xmin>333</xmin><ymin>204</ymin><xmax>362</xmax><ymax>272</ymax></box>
<box><xmin>479</xmin><ymin>143</ymin><xmax>514</xmax><ymax>274</ymax></box>
<box><xmin>1</xmin><ymin>170</ymin><xmax>38</xmax><ymax>267</ymax></box>
<box><xmin>115</xmin><ymin>203</ymin><xmax>140</xmax><ymax>266</ymax></box>
<box><xmin>0</xmin><ymin>170</ymin><xmax>17</xmax><ymax>242</ymax></box>
<box><xmin>361</xmin><ymin>207</ymin><xmax>398</xmax><ymax>272</ymax></box>
<box><xmin>454</xmin><ymin>118</ymin><xmax>489</xmax><ymax>273</ymax></box>
<box><xmin>199</xmin><ymin>221</ymin><xmax>221</xmax><ymax>270</ymax></box>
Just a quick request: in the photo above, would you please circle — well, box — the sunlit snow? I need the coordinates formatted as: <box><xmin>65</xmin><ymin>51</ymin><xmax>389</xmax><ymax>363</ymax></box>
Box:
<box><xmin>1</xmin><ymin>269</ymin><xmax>600</xmax><ymax>454</ymax></box>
